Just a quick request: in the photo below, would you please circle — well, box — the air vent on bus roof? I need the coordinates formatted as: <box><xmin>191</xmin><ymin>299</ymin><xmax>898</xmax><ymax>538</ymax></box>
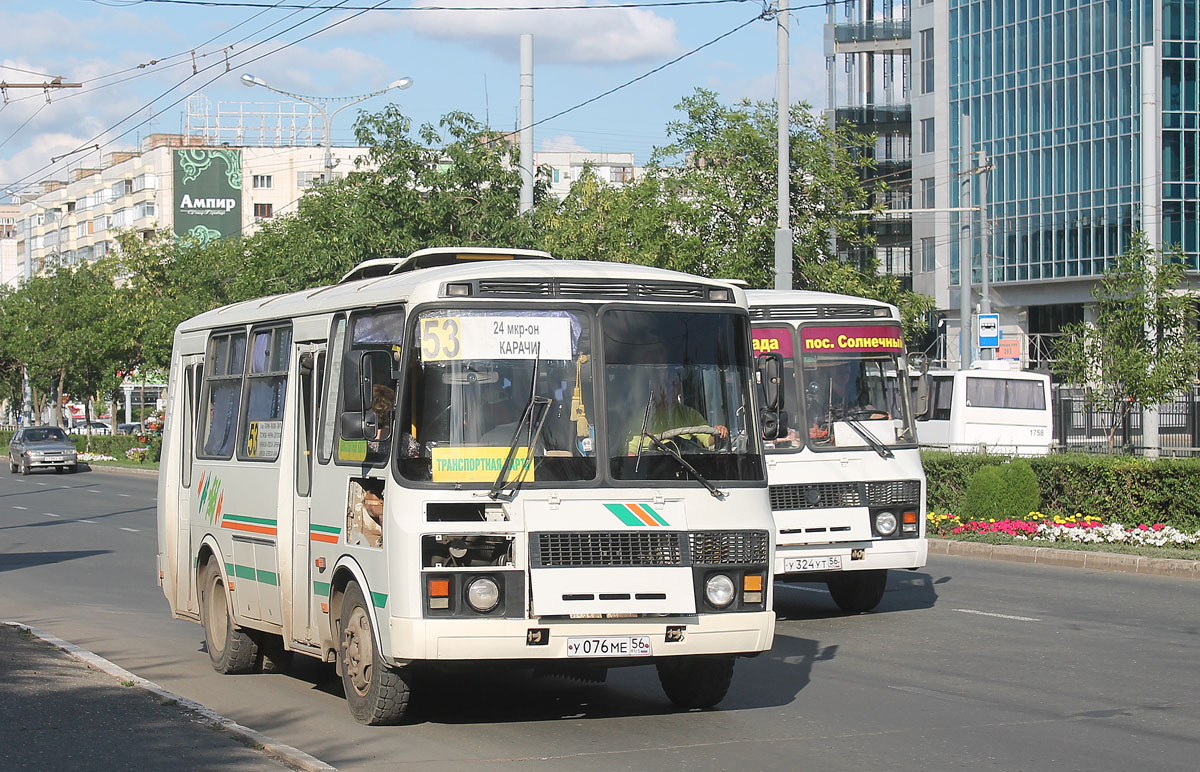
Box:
<box><xmin>749</xmin><ymin>304</ymin><xmax>882</xmax><ymax>320</ymax></box>
<box><xmin>467</xmin><ymin>278</ymin><xmax>720</xmax><ymax>302</ymax></box>
<box><xmin>339</xmin><ymin>247</ymin><xmax>554</xmax><ymax>283</ymax></box>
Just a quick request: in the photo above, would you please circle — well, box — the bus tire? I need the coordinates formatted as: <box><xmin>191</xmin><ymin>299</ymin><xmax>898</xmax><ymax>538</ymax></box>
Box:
<box><xmin>200</xmin><ymin>560</ymin><xmax>260</xmax><ymax>674</ymax></box>
<box><xmin>338</xmin><ymin>581</ymin><xmax>410</xmax><ymax>725</ymax></box>
<box><xmin>254</xmin><ymin>632</ymin><xmax>294</xmax><ymax>674</ymax></box>
<box><xmin>656</xmin><ymin>655</ymin><xmax>735</xmax><ymax>710</ymax></box>
<box><xmin>828</xmin><ymin>570</ymin><xmax>887</xmax><ymax>614</ymax></box>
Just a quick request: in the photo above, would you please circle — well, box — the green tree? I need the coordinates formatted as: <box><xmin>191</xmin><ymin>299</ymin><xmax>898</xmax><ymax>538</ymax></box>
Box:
<box><xmin>534</xmin><ymin>89</ymin><xmax>934</xmax><ymax>338</ymax></box>
<box><xmin>1053</xmin><ymin>233</ymin><xmax>1200</xmax><ymax>445</ymax></box>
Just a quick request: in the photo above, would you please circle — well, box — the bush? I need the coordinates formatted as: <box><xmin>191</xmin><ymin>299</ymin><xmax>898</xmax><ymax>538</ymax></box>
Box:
<box><xmin>923</xmin><ymin>451</ymin><xmax>1200</xmax><ymax>532</ymax></box>
<box><xmin>959</xmin><ymin>460</ymin><xmax>1040</xmax><ymax>521</ymax></box>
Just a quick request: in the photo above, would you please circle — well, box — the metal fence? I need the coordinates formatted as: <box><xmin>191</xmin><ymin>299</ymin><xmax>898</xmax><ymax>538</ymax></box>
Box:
<box><xmin>1053</xmin><ymin>386</ymin><xmax>1200</xmax><ymax>456</ymax></box>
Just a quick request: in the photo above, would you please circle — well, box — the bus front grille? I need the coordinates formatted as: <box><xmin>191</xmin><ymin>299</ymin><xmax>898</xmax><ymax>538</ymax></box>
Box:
<box><xmin>534</xmin><ymin>532</ymin><xmax>684</xmax><ymax>567</ymax></box>
<box><xmin>769</xmin><ymin>482</ymin><xmax>863</xmax><ymax>511</ymax></box>
<box><xmin>688</xmin><ymin>531</ymin><xmax>769</xmax><ymax>565</ymax></box>
<box><xmin>865</xmin><ymin>480</ymin><xmax>921</xmax><ymax>506</ymax></box>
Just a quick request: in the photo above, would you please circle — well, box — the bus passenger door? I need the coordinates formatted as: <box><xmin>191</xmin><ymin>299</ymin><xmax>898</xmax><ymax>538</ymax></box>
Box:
<box><xmin>177</xmin><ymin>355</ymin><xmax>204</xmax><ymax>614</ymax></box>
<box><xmin>292</xmin><ymin>344</ymin><xmax>324</xmax><ymax>644</ymax></box>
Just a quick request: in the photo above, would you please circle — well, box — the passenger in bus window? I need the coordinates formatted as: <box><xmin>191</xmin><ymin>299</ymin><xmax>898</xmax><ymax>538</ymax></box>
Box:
<box><xmin>366</xmin><ymin>383</ymin><xmax>394</xmax><ymax>460</ymax></box>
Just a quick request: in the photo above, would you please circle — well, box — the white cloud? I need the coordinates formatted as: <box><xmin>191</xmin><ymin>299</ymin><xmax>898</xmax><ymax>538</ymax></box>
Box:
<box><xmin>371</xmin><ymin>1</ymin><xmax>680</xmax><ymax>64</ymax></box>
<box><xmin>539</xmin><ymin>134</ymin><xmax>591</xmax><ymax>152</ymax></box>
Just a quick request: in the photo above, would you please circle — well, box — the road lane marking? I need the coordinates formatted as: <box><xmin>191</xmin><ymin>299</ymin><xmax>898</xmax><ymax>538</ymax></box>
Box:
<box><xmin>88</xmin><ymin>489</ymin><xmax>102</xmax><ymax>493</ymax></box>
<box><xmin>43</xmin><ymin>513</ymin><xmax>61</xmax><ymax>518</ymax></box>
<box><xmin>955</xmin><ymin>608</ymin><xmax>1040</xmax><ymax>622</ymax></box>
<box><xmin>13</xmin><ymin>505</ymin><xmax>27</xmax><ymax>510</ymax></box>
<box><xmin>120</xmin><ymin>527</ymin><xmax>139</xmax><ymax>533</ymax></box>
<box><xmin>117</xmin><ymin>493</ymin><xmax>130</xmax><ymax>498</ymax></box>
<box><xmin>79</xmin><ymin>519</ymin><xmax>97</xmax><ymax>524</ymax></box>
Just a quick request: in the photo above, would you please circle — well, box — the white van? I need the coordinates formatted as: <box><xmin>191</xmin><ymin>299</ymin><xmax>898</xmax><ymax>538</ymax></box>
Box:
<box><xmin>913</xmin><ymin>361</ymin><xmax>1053</xmax><ymax>455</ymax></box>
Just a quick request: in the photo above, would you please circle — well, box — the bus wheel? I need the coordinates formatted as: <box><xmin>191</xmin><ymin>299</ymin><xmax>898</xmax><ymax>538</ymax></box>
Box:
<box><xmin>827</xmin><ymin>570</ymin><xmax>888</xmax><ymax>614</ymax></box>
<box><xmin>338</xmin><ymin>582</ymin><xmax>410</xmax><ymax>725</ymax></box>
<box><xmin>656</xmin><ymin>655</ymin><xmax>735</xmax><ymax>710</ymax></box>
<box><xmin>254</xmin><ymin>632</ymin><xmax>294</xmax><ymax>674</ymax></box>
<box><xmin>200</xmin><ymin>561</ymin><xmax>259</xmax><ymax>674</ymax></box>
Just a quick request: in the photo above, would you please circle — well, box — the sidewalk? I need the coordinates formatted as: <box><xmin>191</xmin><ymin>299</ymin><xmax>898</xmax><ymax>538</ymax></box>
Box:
<box><xmin>930</xmin><ymin>538</ymin><xmax>1200</xmax><ymax>579</ymax></box>
<box><xmin>0</xmin><ymin>622</ymin><xmax>334</xmax><ymax>772</ymax></box>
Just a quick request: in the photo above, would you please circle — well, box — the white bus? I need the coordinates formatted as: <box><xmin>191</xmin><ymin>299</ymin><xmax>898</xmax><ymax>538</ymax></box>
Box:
<box><xmin>157</xmin><ymin>248</ymin><xmax>775</xmax><ymax>724</ymax></box>
<box><xmin>747</xmin><ymin>290</ymin><xmax>926</xmax><ymax>613</ymax></box>
<box><xmin>913</xmin><ymin>362</ymin><xmax>1053</xmax><ymax>456</ymax></box>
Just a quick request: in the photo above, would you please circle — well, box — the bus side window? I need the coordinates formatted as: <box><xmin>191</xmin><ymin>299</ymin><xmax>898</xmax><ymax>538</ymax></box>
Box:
<box><xmin>931</xmin><ymin>377</ymin><xmax>953</xmax><ymax>421</ymax></box>
<box><xmin>181</xmin><ymin>364</ymin><xmax>196</xmax><ymax>488</ymax></box>
<box><xmin>346</xmin><ymin>477</ymin><xmax>384</xmax><ymax>548</ymax></box>
<box><xmin>198</xmin><ymin>331</ymin><xmax>247</xmax><ymax>459</ymax></box>
<box><xmin>317</xmin><ymin>318</ymin><xmax>347</xmax><ymax>465</ymax></box>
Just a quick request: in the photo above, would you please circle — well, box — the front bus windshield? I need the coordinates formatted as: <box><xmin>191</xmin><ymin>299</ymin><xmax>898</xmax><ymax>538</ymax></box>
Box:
<box><xmin>797</xmin><ymin>324</ymin><xmax>915</xmax><ymax>452</ymax></box>
<box><xmin>604</xmin><ymin>309</ymin><xmax>761</xmax><ymax>483</ymax></box>
<box><xmin>398</xmin><ymin>308</ymin><xmax>596</xmax><ymax>484</ymax></box>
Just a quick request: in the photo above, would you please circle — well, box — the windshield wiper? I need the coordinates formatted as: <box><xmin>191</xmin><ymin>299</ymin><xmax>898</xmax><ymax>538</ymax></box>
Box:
<box><xmin>633</xmin><ymin>431</ymin><xmax>726</xmax><ymax>499</ymax></box>
<box><xmin>634</xmin><ymin>388</ymin><xmax>653</xmax><ymax>473</ymax></box>
<box><xmin>843</xmin><ymin>416</ymin><xmax>894</xmax><ymax>459</ymax></box>
<box><xmin>489</xmin><ymin>394</ymin><xmax>552</xmax><ymax>501</ymax></box>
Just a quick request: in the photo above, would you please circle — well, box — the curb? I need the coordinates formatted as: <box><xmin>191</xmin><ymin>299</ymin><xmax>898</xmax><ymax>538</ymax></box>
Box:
<box><xmin>81</xmin><ymin>464</ymin><xmax>159</xmax><ymax>478</ymax></box>
<box><xmin>928</xmin><ymin>539</ymin><xmax>1200</xmax><ymax>580</ymax></box>
<box><xmin>1</xmin><ymin>620</ymin><xmax>336</xmax><ymax>772</ymax></box>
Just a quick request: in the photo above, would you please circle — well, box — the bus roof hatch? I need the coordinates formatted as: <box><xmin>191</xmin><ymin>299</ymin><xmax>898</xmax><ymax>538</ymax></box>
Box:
<box><xmin>340</xmin><ymin>247</ymin><xmax>555</xmax><ymax>283</ymax></box>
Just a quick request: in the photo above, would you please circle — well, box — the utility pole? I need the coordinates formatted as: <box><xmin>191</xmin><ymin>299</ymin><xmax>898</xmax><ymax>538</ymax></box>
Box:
<box><xmin>519</xmin><ymin>34</ymin><xmax>534</xmax><ymax>215</ymax></box>
<box><xmin>1141</xmin><ymin>43</ymin><xmax>1160</xmax><ymax>458</ymax></box>
<box><xmin>977</xmin><ymin>149</ymin><xmax>995</xmax><ymax>361</ymax></box>
<box><xmin>958</xmin><ymin>109</ymin><xmax>973</xmax><ymax>369</ymax></box>
<box><xmin>773</xmin><ymin>0</ymin><xmax>791</xmax><ymax>290</ymax></box>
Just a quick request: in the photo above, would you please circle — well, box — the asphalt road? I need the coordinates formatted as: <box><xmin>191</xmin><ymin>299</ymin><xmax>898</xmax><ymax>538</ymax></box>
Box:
<box><xmin>1</xmin><ymin>469</ymin><xmax>1197</xmax><ymax>771</ymax></box>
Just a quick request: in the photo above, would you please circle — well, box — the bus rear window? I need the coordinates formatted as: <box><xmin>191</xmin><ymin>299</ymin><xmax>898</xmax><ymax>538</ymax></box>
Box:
<box><xmin>965</xmin><ymin>377</ymin><xmax>1046</xmax><ymax>410</ymax></box>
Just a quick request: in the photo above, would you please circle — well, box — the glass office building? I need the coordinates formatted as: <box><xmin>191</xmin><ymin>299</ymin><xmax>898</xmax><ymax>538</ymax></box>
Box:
<box><xmin>894</xmin><ymin>0</ymin><xmax>1200</xmax><ymax>366</ymax></box>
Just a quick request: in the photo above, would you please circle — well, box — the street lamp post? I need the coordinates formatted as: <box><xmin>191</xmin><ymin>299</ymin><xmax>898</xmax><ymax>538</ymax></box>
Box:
<box><xmin>240</xmin><ymin>74</ymin><xmax>413</xmax><ymax>183</ymax></box>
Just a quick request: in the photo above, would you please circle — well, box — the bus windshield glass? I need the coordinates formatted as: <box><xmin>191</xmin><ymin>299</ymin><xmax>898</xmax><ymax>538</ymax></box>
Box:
<box><xmin>754</xmin><ymin>324</ymin><xmax>915</xmax><ymax>451</ymax></box>
<box><xmin>795</xmin><ymin>324</ymin><xmax>915</xmax><ymax>451</ymax></box>
<box><xmin>604</xmin><ymin>309</ymin><xmax>762</xmax><ymax>483</ymax></box>
<box><xmin>398</xmin><ymin>308</ymin><xmax>596</xmax><ymax>483</ymax></box>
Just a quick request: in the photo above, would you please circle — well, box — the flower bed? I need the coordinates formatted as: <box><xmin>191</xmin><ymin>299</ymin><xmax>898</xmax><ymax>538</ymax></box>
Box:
<box><xmin>928</xmin><ymin>511</ymin><xmax>1200</xmax><ymax>548</ymax></box>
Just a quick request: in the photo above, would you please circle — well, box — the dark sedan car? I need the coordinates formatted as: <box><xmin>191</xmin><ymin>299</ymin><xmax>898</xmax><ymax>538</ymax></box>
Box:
<box><xmin>8</xmin><ymin>426</ymin><xmax>78</xmax><ymax>474</ymax></box>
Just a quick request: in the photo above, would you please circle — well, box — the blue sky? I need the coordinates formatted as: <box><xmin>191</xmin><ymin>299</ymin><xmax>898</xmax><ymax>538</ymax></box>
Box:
<box><xmin>1</xmin><ymin>0</ymin><xmax>830</xmax><ymax>190</ymax></box>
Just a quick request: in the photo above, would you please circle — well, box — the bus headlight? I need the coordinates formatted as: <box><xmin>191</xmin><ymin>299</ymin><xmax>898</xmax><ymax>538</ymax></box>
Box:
<box><xmin>704</xmin><ymin>574</ymin><xmax>736</xmax><ymax>609</ymax></box>
<box><xmin>465</xmin><ymin>577</ymin><xmax>501</xmax><ymax>613</ymax></box>
<box><xmin>874</xmin><ymin>511</ymin><xmax>898</xmax><ymax>536</ymax></box>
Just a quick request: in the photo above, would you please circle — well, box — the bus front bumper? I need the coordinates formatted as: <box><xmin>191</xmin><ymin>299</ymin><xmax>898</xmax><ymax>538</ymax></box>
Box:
<box><xmin>388</xmin><ymin>611</ymin><xmax>775</xmax><ymax>662</ymax></box>
<box><xmin>775</xmin><ymin>538</ymin><xmax>928</xmax><ymax>579</ymax></box>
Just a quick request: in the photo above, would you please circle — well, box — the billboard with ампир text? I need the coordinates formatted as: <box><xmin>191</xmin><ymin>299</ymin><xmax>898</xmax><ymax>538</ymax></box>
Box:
<box><xmin>173</xmin><ymin>148</ymin><xmax>243</xmax><ymax>245</ymax></box>
<box><xmin>800</xmin><ymin>325</ymin><xmax>904</xmax><ymax>353</ymax></box>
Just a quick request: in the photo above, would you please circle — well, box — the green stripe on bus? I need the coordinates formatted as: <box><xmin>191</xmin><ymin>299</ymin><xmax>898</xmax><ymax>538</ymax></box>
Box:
<box><xmin>225</xmin><ymin>562</ymin><xmax>234</xmax><ymax>577</ymax></box>
<box><xmin>310</xmin><ymin>524</ymin><xmax>341</xmax><ymax>534</ymax></box>
<box><xmin>313</xmin><ymin>581</ymin><xmax>331</xmax><ymax>596</ymax></box>
<box><xmin>641</xmin><ymin>504</ymin><xmax>669</xmax><ymax>526</ymax></box>
<box><xmin>371</xmin><ymin>592</ymin><xmax>387</xmax><ymax>609</ymax></box>
<box><xmin>604</xmin><ymin>503</ymin><xmax>642</xmax><ymax>527</ymax></box>
<box><xmin>233</xmin><ymin>564</ymin><xmax>257</xmax><ymax>581</ymax></box>
<box><xmin>221</xmin><ymin>513</ymin><xmax>278</xmax><ymax>526</ymax></box>
<box><xmin>255</xmin><ymin>570</ymin><xmax>278</xmax><ymax>586</ymax></box>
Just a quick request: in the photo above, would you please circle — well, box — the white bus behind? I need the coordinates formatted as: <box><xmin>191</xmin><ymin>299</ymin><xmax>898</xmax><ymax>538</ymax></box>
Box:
<box><xmin>913</xmin><ymin>362</ymin><xmax>1053</xmax><ymax>456</ymax></box>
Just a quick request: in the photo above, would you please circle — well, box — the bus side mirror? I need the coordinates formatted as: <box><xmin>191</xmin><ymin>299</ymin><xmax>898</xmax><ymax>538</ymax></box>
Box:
<box><xmin>339</xmin><ymin>410</ymin><xmax>378</xmax><ymax>441</ymax></box>
<box><xmin>912</xmin><ymin>373</ymin><xmax>931</xmax><ymax>419</ymax></box>
<box><xmin>758</xmin><ymin>353</ymin><xmax>784</xmax><ymax>412</ymax></box>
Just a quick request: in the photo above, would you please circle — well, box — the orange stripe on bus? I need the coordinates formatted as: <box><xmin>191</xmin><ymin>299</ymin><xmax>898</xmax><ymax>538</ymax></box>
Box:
<box><xmin>627</xmin><ymin>504</ymin><xmax>659</xmax><ymax>527</ymax></box>
<box><xmin>221</xmin><ymin>521</ymin><xmax>277</xmax><ymax>536</ymax></box>
<box><xmin>309</xmin><ymin>533</ymin><xmax>339</xmax><ymax>544</ymax></box>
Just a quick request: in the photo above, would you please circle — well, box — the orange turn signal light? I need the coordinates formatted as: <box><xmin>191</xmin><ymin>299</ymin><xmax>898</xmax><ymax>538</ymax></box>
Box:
<box><xmin>902</xmin><ymin>511</ymin><xmax>918</xmax><ymax>524</ymax></box>
<box><xmin>429</xmin><ymin>579</ymin><xmax>450</xmax><ymax>598</ymax></box>
<box><xmin>743</xmin><ymin>574</ymin><xmax>763</xmax><ymax>592</ymax></box>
